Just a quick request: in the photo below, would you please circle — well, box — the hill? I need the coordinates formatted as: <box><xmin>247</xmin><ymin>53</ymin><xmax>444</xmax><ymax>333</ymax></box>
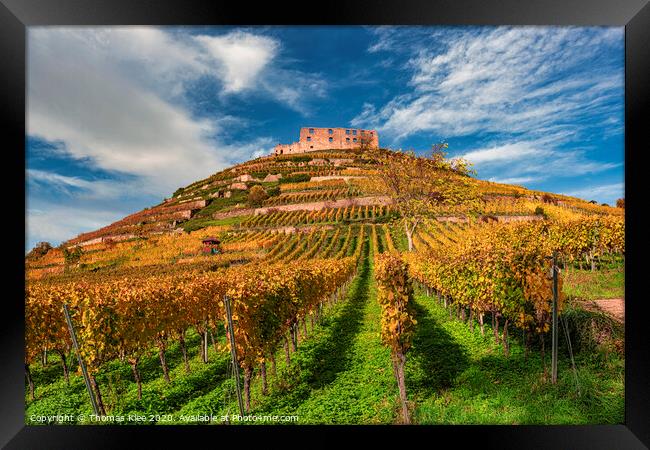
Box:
<box><xmin>25</xmin><ymin>147</ymin><xmax>622</xmax><ymax>278</ymax></box>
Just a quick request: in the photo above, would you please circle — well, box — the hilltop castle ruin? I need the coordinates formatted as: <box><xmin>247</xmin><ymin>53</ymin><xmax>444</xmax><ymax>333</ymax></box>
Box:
<box><xmin>274</xmin><ymin>127</ymin><xmax>379</xmax><ymax>155</ymax></box>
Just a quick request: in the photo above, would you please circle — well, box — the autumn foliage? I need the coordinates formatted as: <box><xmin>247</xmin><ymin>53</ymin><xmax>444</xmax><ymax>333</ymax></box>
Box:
<box><xmin>374</xmin><ymin>252</ymin><xmax>417</xmax><ymax>423</ymax></box>
<box><xmin>25</xmin><ymin>255</ymin><xmax>358</xmax><ymax>411</ymax></box>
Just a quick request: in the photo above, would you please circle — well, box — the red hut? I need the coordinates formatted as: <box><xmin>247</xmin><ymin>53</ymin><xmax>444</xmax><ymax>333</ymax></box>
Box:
<box><xmin>202</xmin><ymin>237</ymin><xmax>222</xmax><ymax>255</ymax></box>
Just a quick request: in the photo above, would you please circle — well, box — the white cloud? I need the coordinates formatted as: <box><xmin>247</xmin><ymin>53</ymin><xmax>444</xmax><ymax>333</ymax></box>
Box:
<box><xmin>195</xmin><ymin>31</ymin><xmax>279</xmax><ymax>93</ymax></box>
<box><xmin>251</xmin><ymin>149</ymin><xmax>270</xmax><ymax>159</ymax></box>
<box><xmin>460</xmin><ymin>142</ymin><xmax>544</xmax><ymax>164</ymax></box>
<box><xmin>563</xmin><ymin>182</ymin><xmax>624</xmax><ymax>203</ymax></box>
<box><xmin>458</xmin><ymin>139</ymin><xmax>621</xmax><ymax>183</ymax></box>
<box><xmin>27</xmin><ymin>169</ymin><xmax>131</xmax><ymax>199</ymax></box>
<box><xmin>192</xmin><ymin>29</ymin><xmax>327</xmax><ymax>112</ymax></box>
<box><xmin>487</xmin><ymin>176</ymin><xmax>540</xmax><ymax>185</ymax></box>
<box><xmin>221</xmin><ymin>137</ymin><xmax>276</xmax><ymax>161</ymax></box>
<box><xmin>355</xmin><ymin>27</ymin><xmax>624</xmax><ymax>145</ymax></box>
<box><xmin>28</xmin><ymin>27</ymin><xmax>234</xmax><ymax>195</ymax></box>
<box><xmin>260</xmin><ymin>70</ymin><xmax>328</xmax><ymax>116</ymax></box>
<box><xmin>26</xmin><ymin>205</ymin><xmax>129</xmax><ymax>251</ymax></box>
<box><xmin>367</xmin><ymin>27</ymin><xmax>399</xmax><ymax>53</ymax></box>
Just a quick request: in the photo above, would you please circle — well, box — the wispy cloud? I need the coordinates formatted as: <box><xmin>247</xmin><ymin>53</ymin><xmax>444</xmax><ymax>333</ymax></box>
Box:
<box><xmin>355</xmin><ymin>27</ymin><xmax>623</xmax><ymax>142</ymax></box>
<box><xmin>27</xmin><ymin>169</ymin><xmax>132</xmax><ymax>200</ymax></box>
<box><xmin>487</xmin><ymin>176</ymin><xmax>540</xmax><ymax>185</ymax></box>
<box><xmin>26</xmin><ymin>205</ymin><xmax>129</xmax><ymax>251</ymax></box>
<box><xmin>563</xmin><ymin>182</ymin><xmax>624</xmax><ymax>203</ymax></box>
<box><xmin>355</xmin><ymin>26</ymin><xmax>623</xmax><ymax>184</ymax></box>
<box><xmin>461</xmin><ymin>142</ymin><xmax>544</xmax><ymax>164</ymax></box>
<box><xmin>366</xmin><ymin>26</ymin><xmax>432</xmax><ymax>54</ymax></box>
<box><xmin>459</xmin><ymin>139</ymin><xmax>621</xmax><ymax>183</ymax></box>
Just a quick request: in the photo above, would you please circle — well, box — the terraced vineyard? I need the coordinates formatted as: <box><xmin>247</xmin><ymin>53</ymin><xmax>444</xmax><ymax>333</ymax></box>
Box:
<box><xmin>25</xmin><ymin>148</ymin><xmax>625</xmax><ymax>425</ymax></box>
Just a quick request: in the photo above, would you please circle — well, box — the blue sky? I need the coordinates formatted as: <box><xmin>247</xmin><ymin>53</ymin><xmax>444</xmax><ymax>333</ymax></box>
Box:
<box><xmin>26</xmin><ymin>26</ymin><xmax>624</xmax><ymax>251</ymax></box>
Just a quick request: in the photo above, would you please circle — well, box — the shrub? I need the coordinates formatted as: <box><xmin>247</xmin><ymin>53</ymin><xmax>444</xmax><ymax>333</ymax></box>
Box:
<box><xmin>534</xmin><ymin>206</ymin><xmax>545</xmax><ymax>216</ymax></box>
<box><xmin>247</xmin><ymin>185</ymin><xmax>269</xmax><ymax>207</ymax></box>
<box><xmin>26</xmin><ymin>242</ymin><xmax>53</xmax><ymax>260</ymax></box>
<box><xmin>266</xmin><ymin>186</ymin><xmax>280</xmax><ymax>197</ymax></box>
<box><xmin>542</xmin><ymin>193</ymin><xmax>558</xmax><ymax>205</ymax></box>
<box><xmin>62</xmin><ymin>246</ymin><xmax>84</xmax><ymax>265</ymax></box>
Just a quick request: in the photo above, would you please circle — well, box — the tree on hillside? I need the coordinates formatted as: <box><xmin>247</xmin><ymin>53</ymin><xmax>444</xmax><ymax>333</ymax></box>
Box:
<box><xmin>26</xmin><ymin>241</ymin><xmax>53</xmax><ymax>260</ymax></box>
<box><xmin>616</xmin><ymin>198</ymin><xmax>625</xmax><ymax>208</ymax></box>
<box><xmin>60</xmin><ymin>245</ymin><xmax>84</xmax><ymax>271</ymax></box>
<box><xmin>247</xmin><ymin>185</ymin><xmax>269</xmax><ymax>207</ymax></box>
<box><xmin>366</xmin><ymin>143</ymin><xmax>480</xmax><ymax>251</ymax></box>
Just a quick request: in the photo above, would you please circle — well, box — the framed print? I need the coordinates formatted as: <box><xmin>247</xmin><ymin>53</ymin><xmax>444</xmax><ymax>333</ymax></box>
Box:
<box><xmin>2</xmin><ymin>0</ymin><xmax>648</xmax><ymax>447</ymax></box>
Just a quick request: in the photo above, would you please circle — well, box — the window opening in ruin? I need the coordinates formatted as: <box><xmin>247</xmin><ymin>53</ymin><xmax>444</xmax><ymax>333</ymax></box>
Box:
<box><xmin>307</xmin><ymin>136</ymin><xmax>312</xmax><ymax>141</ymax></box>
<box><xmin>346</xmin><ymin>129</ymin><xmax>350</xmax><ymax>135</ymax></box>
<box><xmin>353</xmin><ymin>130</ymin><xmax>357</xmax><ymax>135</ymax></box>
<box><xmin>309</xmin><ymin>128</ymin><xmax>314</xmax><ymax>133</ymax></box>
<box><xmin>329</xmin><ymin>137</ymin><xmax>333</xmax><ymax>142</ymax></box>
<box><xmin>346</xmin><ymin>137</ymin><xmax>350</xmax><ymax>142</ymax></box>
<box><xmin>353</xmin><ymin>138</ymin><xmax>357</xmax><ymax>142</ymax></box>
<box><xmin>328</xmin><ymin>129</ymin><xmax>333</xmax><ymax>134</ymax></box>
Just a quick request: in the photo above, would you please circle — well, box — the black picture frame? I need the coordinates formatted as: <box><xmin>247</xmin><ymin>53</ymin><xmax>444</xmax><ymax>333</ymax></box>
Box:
<box><xmin>2</xmin><ymin>0</ymin><xmax>648</xmax><ymax>447</ymax></box>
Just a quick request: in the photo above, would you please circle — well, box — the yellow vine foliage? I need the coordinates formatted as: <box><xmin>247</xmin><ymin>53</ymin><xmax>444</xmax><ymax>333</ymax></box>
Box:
<box><xmin>25</xmin><ymin>254</ymin><xmax>359</xmax><ymax>376</ymax></box>
<box><xmin>404</xmin><ymin>216</ymin><xmax>623</xmax><ymax>336</ymax></box>
<box><xmin>374</xmin><ymin>253</ymin><xmax>417</xmax><ymax>357</ymax></box>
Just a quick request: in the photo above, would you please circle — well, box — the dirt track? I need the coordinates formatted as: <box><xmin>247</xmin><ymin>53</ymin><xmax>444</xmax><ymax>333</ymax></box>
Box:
<box><xmin>577</xmin><ymin>298</ymin><xmax>624</xmax><ymax>323</ymax></box>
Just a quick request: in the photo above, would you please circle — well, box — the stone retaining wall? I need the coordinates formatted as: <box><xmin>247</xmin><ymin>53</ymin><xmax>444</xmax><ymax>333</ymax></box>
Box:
<box><xmin>253</xmin><ymin>196</ymin><xmax>393</xmax><ymax>215</ymax></box>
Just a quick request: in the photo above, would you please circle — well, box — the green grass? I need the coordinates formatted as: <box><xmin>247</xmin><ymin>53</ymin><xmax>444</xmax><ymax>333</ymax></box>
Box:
<box><xmin>274</xmin><ymin>239</ymin><xmax>397</xmax><ymax>423</ymax></box>
<box><xmin>193</xmin><ymin>192</ymin><xmax>248</xmax><ymax>218</ymax></box>
<box><xmin>563</xmin><ymin>266</ymin><xmax>624</xmax><ymax>300</ymax></box>
<box><xmin>388</xmin><ymin>221</ymin><xmax>409</xmax><ymax>252</ymax></box>
<box><xmin>182</xmin><ymin>215</ymin><xmax>245</xmax><ymax>233</ymax></box>
<box><xmin>406</xmin><ymin>291</ymin><xmax>624</xmax><ymax>424</ymax></box>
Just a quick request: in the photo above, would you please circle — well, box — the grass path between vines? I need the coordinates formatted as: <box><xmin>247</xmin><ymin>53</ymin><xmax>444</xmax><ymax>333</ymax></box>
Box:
<box><xmin>406</xmin><ymin>291</ymin><xmax>624</xmax><ymax>424</ymax></box>
<box><xmin>212</xmin><ymin>237</ymin><xmax>400</xmax><ymax>424</ymax></box>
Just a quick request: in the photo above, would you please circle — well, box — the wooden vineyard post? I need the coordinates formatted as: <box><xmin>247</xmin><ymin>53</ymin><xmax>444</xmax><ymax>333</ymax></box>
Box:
<box><xmin>551</xmin><ymin>252</ymin><xmax>559</xmax><ymax>384</ymax></box>
<box><xmin>223</xmin><ymin>295</ymin><xmax>245</xmax><ymax>417</ymax></box>
<box><xmin>63</xmin><ymin>303</ymin><xmax>100</xmax><ymax>417</ymax></box>
<box><xmin>204</xmin><ymin>327</ymin><xmax>209</xmax><ymax>363</ymax></box>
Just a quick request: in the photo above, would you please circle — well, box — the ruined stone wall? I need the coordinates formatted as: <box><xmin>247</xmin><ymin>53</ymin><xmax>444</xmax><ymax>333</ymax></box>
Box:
<box><xmin>274</xmin><ymin>127</ymin><xmax>379</xmax><ymax>155</ymax></box>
